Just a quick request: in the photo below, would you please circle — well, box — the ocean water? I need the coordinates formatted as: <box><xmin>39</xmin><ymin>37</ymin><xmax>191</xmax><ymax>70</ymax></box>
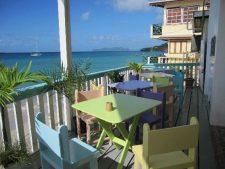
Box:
<box><xmin>0</xmin><ymin>51</ymin><xmax>162</xmax><ymax>73</ymax></box>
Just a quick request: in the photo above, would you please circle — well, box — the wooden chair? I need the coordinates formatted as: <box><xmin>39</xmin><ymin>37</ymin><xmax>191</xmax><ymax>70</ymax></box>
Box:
<box><xmin>75</xmin><ymin>88</ymin><xmax>104</xmax><ymax>144</ymax></box>
<box><xmin>35</xmin><ymin>112</ymin><xmax>98</xmax><ymax>169</ymax></box>
<box><xmin>153</xmin><ymin>84</ymin><xmax>174</xmax><ymax>127</ymax></box>
<box><xmin>132</xmin><ymin>117</ymin><xmax>199</xmax><ymax>169</ymax></box>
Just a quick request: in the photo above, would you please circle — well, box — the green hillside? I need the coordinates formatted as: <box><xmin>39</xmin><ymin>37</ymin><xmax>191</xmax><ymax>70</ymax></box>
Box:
<box><xmin>140</xmin><ymin>43</ymin><xmax>168</xmax><ymax>52</ymax></box>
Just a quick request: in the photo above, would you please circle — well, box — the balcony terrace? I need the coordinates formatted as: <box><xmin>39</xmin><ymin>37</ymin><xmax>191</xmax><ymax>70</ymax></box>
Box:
<box><xmin>1</xmin><ymin>63</ymin><xmax>223</xmax><ymax>169</ymax></box>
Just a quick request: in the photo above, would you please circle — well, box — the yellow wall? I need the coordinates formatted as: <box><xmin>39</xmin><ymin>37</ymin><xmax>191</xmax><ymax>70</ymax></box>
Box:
<box><xmin>168</xmin><ymin>40</ymin><xmax>191</xmax><ymax>54</ymax></box>
<box><xmin>162</xmin><ymin>24</ymin><xmax>193</xmax><ymax>37</ymax></box>
<box><xmin>161</xmin><ymin>0</ymin><xmax>204</xmax><ymax>37</ymax></box>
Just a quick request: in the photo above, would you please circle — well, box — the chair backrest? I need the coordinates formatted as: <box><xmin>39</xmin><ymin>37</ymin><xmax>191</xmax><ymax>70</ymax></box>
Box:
<box><xmin>153</xmin><ymin>76</ymin><xmax>170</xmax><ymax>87</ymax></box>
<box><xmin>163</xmin><ymin>69</ymin><xmax>176</xmax><ymax>75</ymax></box>
<box><xmin>153</xmin><ymin>84</ymin><xmax>174</xmax><ymax>102</ymax></box>
<box><xmin>35</xmin><ymin>112</ymin><xmax>70</xmax><ymax>162</ymax></box>
<box><xmin>143</xmin><ymin>117</ymin><xmax>199</xmax><ymax>157</ymax></box>
<box><xmin>129</xmin><ymin>72</ymin><xmax>139</xmax><ymax>80</ymax></box>
<box><xmin>75</xmin><ymin>88</ymin><xmax>104</xmax><ymax>103</ymax></box>
<box><xmin>172</xmin><ymin>71</ymin><xmax>184</xmax><ymax>91</ymax></box>
<box><xmin>137</xmin><ymin>90</ymin><xmax>166</xmax><ymax>128</ymax></box>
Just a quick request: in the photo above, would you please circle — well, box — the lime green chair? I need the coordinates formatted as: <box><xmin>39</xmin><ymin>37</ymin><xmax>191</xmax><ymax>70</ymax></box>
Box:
<box><xmin>132</xmin><ymin>117</ymin><xmax>199</xmax><ymax>169</ymax></box>
<box><xmin>153</xmin><ymin>76</ymin><xmax>170</xmax><ymax>87</ymax></box>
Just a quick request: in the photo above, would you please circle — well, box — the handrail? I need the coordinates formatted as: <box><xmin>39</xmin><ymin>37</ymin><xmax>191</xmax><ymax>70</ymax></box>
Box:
<box><xmin>11</xmin><ymin>66</ymin><xmax>129</xmax><ymax>102</ymax></box>
<box><xmin>143</xmin><ymin>62</ymin><xmax>200</xmax><ymax>67</ymax></box>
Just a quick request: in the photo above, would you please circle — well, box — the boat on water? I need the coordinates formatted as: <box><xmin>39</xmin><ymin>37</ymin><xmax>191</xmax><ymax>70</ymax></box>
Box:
<box><xmin>31</xmin><ymin>39</ymin><xmax>42</xmax><ymax>56</ymax></box>
<box><xmin>30</xmin><ymin>52</ymin><xmax>42</xmax><ymax>56</ymax></box>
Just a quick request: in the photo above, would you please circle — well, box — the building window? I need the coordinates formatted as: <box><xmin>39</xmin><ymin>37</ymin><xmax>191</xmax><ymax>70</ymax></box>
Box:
<box><xmin>183</xmin><ymin>6</ymin><xmax>199</xmax><ymax>23</ymax></box>
<box><xmin>169</xmin><ymin>41</ymin><xmax>190</xmax><ymax>54</ymax></box>
<box><xmin>167</xmin><ymin>8</ymin><xmax>182</xmax><ymax>24</ymax></box>
<box><xmin>167</xmin><ymin>6</ymin><xmax>199</xmax><ymax>24</ymax></box>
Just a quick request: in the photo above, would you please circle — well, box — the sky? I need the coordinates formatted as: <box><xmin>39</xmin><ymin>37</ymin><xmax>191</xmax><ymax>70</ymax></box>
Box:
<box><xmin>0</xmin><ymin>0</ymin><xmax>163</xmax><ymax>52</ymax></box>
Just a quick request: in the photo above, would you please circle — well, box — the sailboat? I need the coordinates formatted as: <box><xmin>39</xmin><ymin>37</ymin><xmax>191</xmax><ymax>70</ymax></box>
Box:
<box><xmin>31</xmin><ymin>40</ymin><xmax>42</xmax><ymax>56</ymax></box>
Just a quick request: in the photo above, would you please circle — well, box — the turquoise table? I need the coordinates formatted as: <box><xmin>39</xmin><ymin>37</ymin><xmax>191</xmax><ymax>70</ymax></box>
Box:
<box><xmin>72</xmin><ymin>94</ymin><xmax>161</xmax><ymax>169</ymax></box>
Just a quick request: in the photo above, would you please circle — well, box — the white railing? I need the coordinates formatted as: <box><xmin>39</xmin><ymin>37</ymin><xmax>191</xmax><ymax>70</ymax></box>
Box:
<box><xmin>0</xmin><ymin>66</ymin><xmax>131</xmax><ymax>154</ymax></box>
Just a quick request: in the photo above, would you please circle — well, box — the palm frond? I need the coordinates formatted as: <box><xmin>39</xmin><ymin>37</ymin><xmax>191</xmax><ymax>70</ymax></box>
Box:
<box><xmin>0</xmin><ymin>61</ymin><xmax>49</xmax><ymax>106</ymax></box>
<box><xmin>44</xmin><ymin>60</ymin><xmax>91</xmax><ymax>103</ymax></box>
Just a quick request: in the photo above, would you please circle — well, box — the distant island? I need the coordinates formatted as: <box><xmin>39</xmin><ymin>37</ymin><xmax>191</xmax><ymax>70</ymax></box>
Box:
<box><xmin>93</xmin><ymin>47</ymin><xmax>130</xmax><ymax>52</ymax></box>
<box><xmin>140</xmin><ymin>43</ymin><xmax>168</xmax><ymax>52</ymax></box>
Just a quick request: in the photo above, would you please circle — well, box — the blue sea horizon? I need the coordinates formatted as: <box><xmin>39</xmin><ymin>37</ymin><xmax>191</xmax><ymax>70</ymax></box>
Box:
<box><xmin>0</xmin><ymin>51</ymin><xmax>163</xmax><ymax>73</ymax></box>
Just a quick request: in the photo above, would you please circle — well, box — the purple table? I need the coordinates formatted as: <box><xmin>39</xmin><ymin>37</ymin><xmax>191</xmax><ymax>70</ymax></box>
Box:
<box><xmin>108</xmin><ymin>80</ymin><xmax>156</xmax><ymax>92</ymax></box>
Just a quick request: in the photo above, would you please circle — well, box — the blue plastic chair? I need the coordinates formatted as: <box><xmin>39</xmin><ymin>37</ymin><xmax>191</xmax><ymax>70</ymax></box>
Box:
<box><xmin>129</xmin><ymin>72</ymin><xmax>139</xmax><ymax>80</ymax></box>
<box><xmin>163</xmin><ymin>69</ymin><xmax>176</xmax><ymax>75</ymax></box>
<box><xmin>137</xmin><ymin>89</ymin><xmax>166</xmax><ymax>128</ymax></box>
<box><xmin>135</xmin><ymin>90</ymin><xmax>166</xmax><ymax>141</ymax></box>
<box><xmin>35</xmin><ymin>112</ymin><xmax>99</xmax><ymax>169</ymax></box>
<box><xmin>172</xmin><ymin>71</ymin><xmax>184</xmax><ymax>109</ymax></box>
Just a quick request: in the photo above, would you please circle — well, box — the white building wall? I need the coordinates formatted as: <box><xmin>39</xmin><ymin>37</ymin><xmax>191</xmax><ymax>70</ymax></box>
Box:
<box><xmin>204</xmin><ymin>0</ymin><xmax>219</xmax><ymax>101</ymax></box>
<box><xmin>205</xmin><ymin>0</ymin><xmax>225</xmax><ymax>126</ymax></box>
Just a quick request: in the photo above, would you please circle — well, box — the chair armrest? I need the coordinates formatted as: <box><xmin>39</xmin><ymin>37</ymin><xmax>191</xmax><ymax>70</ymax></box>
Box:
<box><xmin>70</xmin><ymin>138</ymin><xmax>98</xmax><ymax>153</ymax></box>
<box><xmin>69</xmin><ymin>138</ymin><xmax>99</xmax><ymax>162</ymax></box>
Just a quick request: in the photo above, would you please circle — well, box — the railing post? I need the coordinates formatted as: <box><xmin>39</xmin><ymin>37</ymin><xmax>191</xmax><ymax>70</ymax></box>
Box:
<box><xmin>102</xmin><ymin>75</ymin><xmax>107</xmax><ymax>95</ymax></box>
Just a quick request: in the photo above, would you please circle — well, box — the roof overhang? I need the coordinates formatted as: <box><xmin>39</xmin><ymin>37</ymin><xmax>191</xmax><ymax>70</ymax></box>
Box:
<box><xmin>158</xmin><ymin>35</ymin><xmax>193</xmax><ymax>40</ymax></box>
<box><xmin>149</xmin><ymin>0</ymin><xmax>182</xmax><ymax>8</ymax></box>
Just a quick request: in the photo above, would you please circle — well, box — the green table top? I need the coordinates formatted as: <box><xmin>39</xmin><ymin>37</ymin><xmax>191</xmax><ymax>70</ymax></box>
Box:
<box><xmin>72</xmin><ymin>93</ymin><xmax>161</xmax><ymax>124</ymax></box>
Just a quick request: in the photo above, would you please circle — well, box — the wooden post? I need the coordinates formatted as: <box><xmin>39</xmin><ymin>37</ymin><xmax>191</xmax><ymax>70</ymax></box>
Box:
<box><xmin>57</xmin><ymin>0</ymin><xmax>72</xmax><ymax>69</ymax></box>
<box><xmin>57</xmin><ymin>0</ymin><xmax>72</xmax><ymax>130</ymax></box>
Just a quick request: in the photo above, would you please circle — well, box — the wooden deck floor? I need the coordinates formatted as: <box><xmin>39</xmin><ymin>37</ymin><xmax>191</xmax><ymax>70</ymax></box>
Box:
<box><xmin>34</xmin><ymin>87</ymin><xmax>217</xmax><ymax>169</ymax></box>
<box><xmin>97</xmin><ymin>87</ymin><xmax>216</xmax><ymax>169</ymax></box>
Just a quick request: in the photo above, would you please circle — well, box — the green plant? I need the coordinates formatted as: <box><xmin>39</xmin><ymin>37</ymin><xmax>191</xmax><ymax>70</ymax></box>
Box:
<box><xmin>128</xmin><ymin>62</ymin><xmax>143</xmax><ymax>74</ymax></box>
<box><xmin>107</xmin><ymin>71</ymin><xmax>124</xmax><ymax>83</ymax></box>
<box><xmin>0</xmin><ymin>61</ymin><xmax>49</xmax><ymax>144</ymax></box>
<box><xmin>45</xmin><ymin>60</ymin><xmax>91</xmax><ymax>104</ymax></box>
<box><xmin>0</xmin><ymin>142</ymin><xmax>30</xmax><ymax>167</ymax></box>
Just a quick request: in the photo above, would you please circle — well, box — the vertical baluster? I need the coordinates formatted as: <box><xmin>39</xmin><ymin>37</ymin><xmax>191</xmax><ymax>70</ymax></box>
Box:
<box><xmin>195</xmin><ymin>65</ymin><xmax>198</xmax><ymax>85</ymax></box>
<box><xmin>102</xmin><ymin>75</ymin><xmax>107</xmax><ymax>95</ymax></box>
<box><xmin>0</xmin><ymin>109</ymin><xmax>3</xmax><ymax>144</ymax></box>
<box><xmin>38</xmin><ymin>94</ymin><xmax>45</xmax><ymax>123</ymax></box>
<box><xmin>14</xmin><ymin>101</ymin><xmax>26</xmax><ymax>148</ymax></box>
<box><xmin>86</xmin><ymin>80</ymin><xmax>91</xmax><ymax>91</ymax></box>
<box><xmin>57</xmin><ymin>92</ymin><xmax>63</xmax><ymax>126</ymax></box>
<box><xmin>1</xmin><ymin>106</ymin><xmax>12</xmax><ymax>145</ymax></box>
<box><xmin>48</xmin><ymin>91</ymin><xmax>55</xmax><ymax>129</ymax></box>
<box><xmin>63</xmin><ymin>96</ymin><xmax>71</xmax><ymax>130</ymax></box>
<box><xmin>26</xmin><ymin>97</ymin><xmax>38</xmax><ymax>152</ymax></box>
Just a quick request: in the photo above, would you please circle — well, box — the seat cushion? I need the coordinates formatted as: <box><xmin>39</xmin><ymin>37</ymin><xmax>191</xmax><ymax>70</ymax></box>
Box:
<box><xmin>140</xmin><ymin>112</ymin><xmax>160</xmax><ymax>126</ymax></box>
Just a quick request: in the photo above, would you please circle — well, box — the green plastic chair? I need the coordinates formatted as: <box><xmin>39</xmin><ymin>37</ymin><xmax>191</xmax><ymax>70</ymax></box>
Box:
<box><xmin>132</xmin><ymin>117</ymin><xmax>199</xmax><ymax>169</ymax></box>
<box><xmin>152</xmin><ymin>76</ymin><xmax>170</xmax><ymax>87</ymax></box>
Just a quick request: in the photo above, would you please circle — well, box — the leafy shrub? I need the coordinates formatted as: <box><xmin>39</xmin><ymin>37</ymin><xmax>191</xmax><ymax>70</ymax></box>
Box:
<box><xmin>0</xmin><ymin>143</ymin><xmax>30</xmax><ymax>167</ymax></box>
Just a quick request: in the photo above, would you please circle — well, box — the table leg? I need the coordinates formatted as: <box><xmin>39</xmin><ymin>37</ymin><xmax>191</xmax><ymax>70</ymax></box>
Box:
<box><xmin>97</xmin><ymin>119</ymin><xmax>121</xmax><ymax>150</ymax></box>
<box><xmin>117</xmin><ymin>115</ymin><xmax>140</xmax><ymax>169</ymax></box>
<box><xmin>96</xmin><ymin>129</ymin><xmax>106</xmax><ymax>150</ymax></box>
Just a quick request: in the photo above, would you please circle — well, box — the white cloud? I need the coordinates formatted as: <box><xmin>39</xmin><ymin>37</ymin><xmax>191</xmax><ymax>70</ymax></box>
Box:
<box><xmin>81</xmin><ymin>12</ymin><xmax>90</xmax><ymax>21</ymax></box>
<box><xmin>112</xmin><ymin>0</ymin><xmax>149</xmax><ymax>12</ymax></box>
